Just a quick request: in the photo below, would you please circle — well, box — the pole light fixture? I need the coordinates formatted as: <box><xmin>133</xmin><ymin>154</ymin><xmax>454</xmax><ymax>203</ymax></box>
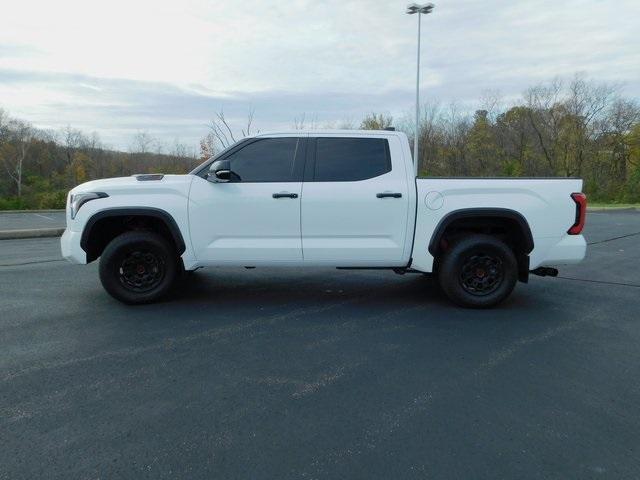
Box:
<box><xmin>407</xmin><ymin>3</ymin><xmax>434</xmax><ymax>14</ymax></box>
<box><xmin>406</xmin><ymin>3</ymin><xmax>434</xmax><ymax>175</ymax></box>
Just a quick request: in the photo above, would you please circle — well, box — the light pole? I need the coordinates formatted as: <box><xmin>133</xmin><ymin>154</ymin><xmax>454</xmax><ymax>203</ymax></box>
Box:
<box><xmin>406</xmin><ymin>3</ymin><xmax>434</xmax><ymax>175</ymax></box>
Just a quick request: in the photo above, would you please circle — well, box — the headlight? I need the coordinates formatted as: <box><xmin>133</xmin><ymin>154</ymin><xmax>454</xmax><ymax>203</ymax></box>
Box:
<box><xmin>70</xmin><ymin>192</ymin><xmax>108</xmax><ymax>219</ymax></box>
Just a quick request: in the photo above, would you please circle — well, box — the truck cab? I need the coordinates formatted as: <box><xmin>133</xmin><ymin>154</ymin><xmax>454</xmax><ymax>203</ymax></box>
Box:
<box><xmin>189</xmin><ymin>131</ymin><xmax>416</xmax><ymax>267</ymax></box>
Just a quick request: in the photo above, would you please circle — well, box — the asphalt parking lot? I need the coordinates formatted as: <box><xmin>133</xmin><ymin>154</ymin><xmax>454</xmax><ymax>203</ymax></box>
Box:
<box><xmin>0</xmin><ymin>211</ymin><xmax>66</xmax><ymax>231</ymax></box>
<box><xmin>1</xmin><ymin>211</ymin><xmax>640</xmax><ymax>479</ymax></box>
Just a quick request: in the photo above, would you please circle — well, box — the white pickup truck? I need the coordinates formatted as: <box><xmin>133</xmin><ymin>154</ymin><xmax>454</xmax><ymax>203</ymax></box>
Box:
<box><xmin>61</xmin><ymin>130</ymin><xmax>587</xmax><ymax>307</ymax></box>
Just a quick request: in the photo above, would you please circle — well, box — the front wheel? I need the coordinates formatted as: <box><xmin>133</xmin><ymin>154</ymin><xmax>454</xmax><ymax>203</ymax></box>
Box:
<box><xmin>99</xmin><ymin>231</ymin><xmax>178</xmax><ymax>304</ymax></box>
<box><xmin>437</xmin><ymin>234</ymin><xmax>518</xmax><ymax>308</ymax></box>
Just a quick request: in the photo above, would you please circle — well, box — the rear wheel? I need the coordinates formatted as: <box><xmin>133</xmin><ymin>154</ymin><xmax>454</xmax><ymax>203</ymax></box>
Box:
<box><xmin>99</xmin><ymin>231</ymin><xmax>178</xmax><ymax>304</ymax></box>
<box><xmin>437</xmin><ymin>234</ymin><xmax>517</xmax><ymax>308</ymax></box>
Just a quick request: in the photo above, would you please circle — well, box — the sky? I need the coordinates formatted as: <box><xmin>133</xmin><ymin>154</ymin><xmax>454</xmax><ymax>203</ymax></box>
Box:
<box><xmin>1</xmin><ymin>0</ymin><xmax>639</xmax><ymax>151</ymax></box>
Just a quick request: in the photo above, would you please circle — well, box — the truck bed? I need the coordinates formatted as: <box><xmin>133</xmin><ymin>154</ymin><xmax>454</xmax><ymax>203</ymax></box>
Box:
<box><xmin>411</xmin><ymin>177</ymin><xmax>586</xmax><ymax>272</ymax></box>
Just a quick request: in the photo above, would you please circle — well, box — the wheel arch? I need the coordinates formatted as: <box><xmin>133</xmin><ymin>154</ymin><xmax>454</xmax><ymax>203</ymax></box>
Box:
<box><xmin>80</xmin><ymin>207</ymin><xmax>186</xmax><ymax>263</ymax></box>
<box><xmin>428</xmin><ymin>208</ymin><xmax>534</xmax><ymax>256</ymax></box>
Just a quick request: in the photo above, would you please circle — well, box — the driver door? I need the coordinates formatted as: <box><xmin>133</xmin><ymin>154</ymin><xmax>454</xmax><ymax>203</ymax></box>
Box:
<box><xmin>189</xmin><ymin>135</ymin><xmax>306</xmax><ymax>265</ymax></box>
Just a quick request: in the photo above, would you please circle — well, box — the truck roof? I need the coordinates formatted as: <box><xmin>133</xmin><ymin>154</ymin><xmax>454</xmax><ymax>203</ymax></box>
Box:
<box><xmin>253</xmin><ymin>129</ymin><xmax>405</xmax><ymax>138</ymax></box>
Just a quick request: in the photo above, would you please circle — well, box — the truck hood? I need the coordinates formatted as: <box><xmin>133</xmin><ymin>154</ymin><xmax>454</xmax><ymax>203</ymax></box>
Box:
<box><xmin>70</xmin><ymin>174</ymin><xmax>194</xmax><ymax>196</ymax></box>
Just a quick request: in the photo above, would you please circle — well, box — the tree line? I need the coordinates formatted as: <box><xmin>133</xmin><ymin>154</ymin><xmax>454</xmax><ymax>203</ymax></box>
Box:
<box><xmin>0</xmin><ymin>110</ymin><xmax>199</xmax><ymax>209</ymax></box>
<box><xmin>1</xmin><ymin>75</ymin><xmax>639</xmax><ymax>210</ymax></box>
<box><xmin>398</xmin><ymin>76</ymin><xmax>640</xmax><ymax>202</ymax></box>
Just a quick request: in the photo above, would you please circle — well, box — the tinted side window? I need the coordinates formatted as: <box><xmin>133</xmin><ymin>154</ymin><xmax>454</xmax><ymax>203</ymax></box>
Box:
<box><xmin>228</xmin><ymin>138</ymin><xmax>300</xmax><ymax>182</ymax></box>
<box><xmin>314</xmin><ymin>138</ymin><xmax>391</xmax><ymax>182</ymax></box>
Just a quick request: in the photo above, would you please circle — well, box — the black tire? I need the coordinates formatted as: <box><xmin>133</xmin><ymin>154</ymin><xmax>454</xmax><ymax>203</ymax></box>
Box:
<box><xmin>437</xmin><ymin>234</ymin><xmax>518</xmax><ymax>308</ymax></box>
<box><xmin>99</xmin><ymin>231</ymin><xmax>178</xmax><ymax>304</ymax></box>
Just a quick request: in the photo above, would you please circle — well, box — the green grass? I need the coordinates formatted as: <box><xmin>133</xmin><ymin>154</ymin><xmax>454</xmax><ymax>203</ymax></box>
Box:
<box><xmin>589</xmin><ymin>202</ymin><xmax>640</xmax><ymax>209</ymax></box>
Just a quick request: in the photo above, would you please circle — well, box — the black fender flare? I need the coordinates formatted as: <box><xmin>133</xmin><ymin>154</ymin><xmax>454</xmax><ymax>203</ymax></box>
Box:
<box><xmin>80</xmin><ymin>207</ymin><xmax>186</xmax><ymax>254</ymax></box>
<box><xmin>428</xmin><ymin>208</ymin><xmax>534</xmax><ymax>256</ymax></box>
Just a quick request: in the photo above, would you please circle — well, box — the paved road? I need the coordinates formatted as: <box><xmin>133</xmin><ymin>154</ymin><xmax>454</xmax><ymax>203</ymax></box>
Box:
<box><xmin>0</xmin><ymin>211</ymin><xmax>66</xmax><ymax>231</ymax></box>
<box><xmin>1</xmin><ymin>212</ymin><xmax>640</xmax><ymax>479</ymax></box>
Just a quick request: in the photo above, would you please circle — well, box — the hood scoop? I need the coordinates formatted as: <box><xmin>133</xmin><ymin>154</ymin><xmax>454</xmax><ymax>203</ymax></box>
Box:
<box><xmin>134</xmin><ymin>174</ymin><xmax>164</xmax><ymax>181</ymax></box>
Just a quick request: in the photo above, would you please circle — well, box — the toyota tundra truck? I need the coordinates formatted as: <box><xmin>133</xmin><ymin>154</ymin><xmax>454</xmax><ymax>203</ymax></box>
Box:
<box><xmin>61</xmin><ymin>130</ymin><xmax>587</xmax><ymax>307</ymax></box>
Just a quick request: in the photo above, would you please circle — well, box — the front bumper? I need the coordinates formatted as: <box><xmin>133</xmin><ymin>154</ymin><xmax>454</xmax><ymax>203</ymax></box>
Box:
<box><xmin>60</xmin><ymin>228</ymin><xmax>86</xmax><ymax>264</ymax></box>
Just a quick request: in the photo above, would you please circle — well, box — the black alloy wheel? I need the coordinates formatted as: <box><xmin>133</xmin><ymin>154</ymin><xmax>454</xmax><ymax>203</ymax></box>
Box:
<box><xmin>437</xmin><ymin>234</ymin><xmax>518</xmax><ymax>308</ymax></box>
<box><xmin>99</xmin><ymin>231</ymin><xmax>178</xmax><ymax>304</ymax></box>
<box><xmin>118</xmin><ymin>249</ymin><xmax>165</xmax><ymax>293</ymax></box>
<box><xmin>459</xmin><ymin>253</ymin><xmax>504</xmax><ymax>296</ymax></box>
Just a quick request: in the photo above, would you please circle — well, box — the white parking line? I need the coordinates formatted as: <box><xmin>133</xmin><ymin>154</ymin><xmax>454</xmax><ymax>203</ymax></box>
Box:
<box><xmin>33</xmin><ymin>213</ymin><xmax>54</xmax><ymax>221</ymax></box>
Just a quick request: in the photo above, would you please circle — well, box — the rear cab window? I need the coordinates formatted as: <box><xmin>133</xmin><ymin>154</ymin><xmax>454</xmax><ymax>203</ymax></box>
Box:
<box><xmin>311</xmin><ymin>137</ymin><xmax>391</xmax><ymax>182</ymax></box>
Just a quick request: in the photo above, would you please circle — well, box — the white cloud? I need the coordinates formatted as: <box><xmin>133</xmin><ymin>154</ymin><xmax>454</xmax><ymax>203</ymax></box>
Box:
<box><xmin>1</xmin><ymin>0</ymin><xmax>638</xmax><ymax>149</ymax></box>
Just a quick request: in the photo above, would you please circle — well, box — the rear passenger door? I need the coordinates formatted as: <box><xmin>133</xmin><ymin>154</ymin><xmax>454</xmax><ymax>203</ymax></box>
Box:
<box><xmin>301</xmin><ymin>135</ymin><xmax>411</xmax><ymax>266</ymax></box>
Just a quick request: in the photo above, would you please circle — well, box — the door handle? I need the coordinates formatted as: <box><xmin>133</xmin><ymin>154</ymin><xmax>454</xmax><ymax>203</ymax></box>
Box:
<box><xmin>272</xmin><ymin>192</ymin><xmax>299</xmax><ymax>199</ymax></box>
<box><xmin>376</xmin><ymin>192</ymin><xmax>402</xmax><ymax>198</ymax></box>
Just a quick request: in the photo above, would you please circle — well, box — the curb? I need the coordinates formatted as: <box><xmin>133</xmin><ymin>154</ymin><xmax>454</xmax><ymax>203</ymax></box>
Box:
<box><xmin>0</xmin><ymin>209</ymin><xmax>65</xmax><ymax>214</ymax></box>
<box><xmin>0</xmin><ymin>228</ymin><xmax>65</xmax><ymax>240</ymax></box>
<box><xmin>587</xmin><ymin>207</ymin><xmax>639</xmax><ymax>212</ymax></box>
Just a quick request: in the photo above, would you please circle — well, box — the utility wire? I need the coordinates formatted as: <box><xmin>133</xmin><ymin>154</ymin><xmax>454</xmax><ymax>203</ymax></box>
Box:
<box><xmin>588</xmin><ymin>231</ymin><xmax>640</xmax><ymax>245</ymax></box>
<box><xmin>556</xmin><ymin>275</ymin><xmax>640</xmax><ymax>289</ymax></box>
<box><xmin>0</xmin><ymin>259</ymin><xmax>65</xmax><ymax>267</ymax></box>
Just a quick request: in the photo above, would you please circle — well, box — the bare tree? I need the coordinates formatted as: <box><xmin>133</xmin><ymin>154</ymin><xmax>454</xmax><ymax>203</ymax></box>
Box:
<box><xmin>1</xmin><ymin>119</ymin><xmax>33</xmax><ymax>197</ymax></box>
<box><xmin>61</xmin><ymin>125</ymin><xmax>83</xmax><ymax>169</ymax></box>
<box><xmin>199</xmin><ymin>132</ymin><xmax>217</xmax><ymax>161</ymax></box>
<box><xmin>207</xmin><ymin>108</ymin><xmax>257</xmax><ymax>150</ymax></box>
<box><xmin>321</xmin><ymin>118</ymin><xmax>356</xmax><ymax>129</ymax></box>
<box><xmin>293</xmin><ymin>113</ymin><xmax>314</xmax><ymax>130</ymax></box>
<box><xmin>524</xmin><ymin>75</ymin><xmax>617</xmax><ymax>176</ymax></box>
<box><xmin>169</xmin><ymin>140</ymin><xmax>197</xmax><ymax>172</ymax></box>
<box><xmin>292</xmin><ymin>113</ymin><xmax>320</xmax><ymax>130</ymax></box>
<box><xmin>0</xmin><ymin>109</ymin><xmax>10</xmax><ymax>185</ymax></box>
<box><xmin>439</xmin><ymin>102</ymin><xmax>472</xmax><ymax>176</ymax></box>
<box><xmin>496</xmin><ymin>105</ymin><xmax>538</xmax><ymax>175</ymax></box>
<box><xmin>131</xmin><ymin>130</ymin><xmax>156</xmax><ymax>154</ymax></box>
<box><xmin>418</xmin><ymin>101</ymin><xmax>444</xmax><ymax>174</ymax></box>
<box><xmin>564</xmin><ymin>75</ymin><xmax>617</xmax><ymax>176</ymax></box>
<box><xmin>85</xmin><ymin>131</ymin><xmax>105</xmax><ymax>178</ymax></box>
<box><xmin>600</xmin><ymin>98</ymin><xmax>640</xmax><ymax>180</ymax></box>
<box><xmin>479</xmin><ymin>89</ymin><xmax>503</xmax><ymax>122</ymax></box>
<box><xmin>524</xmin><ymin>77</ymin><xmax>564</xmax><ymax>173</ymax></box>
<box><xmin>360</xmin><ymin>113</ymin><xmax>393</xmax><ymax>130</ymax></box>
<box><xmin>242</xmin><ymin>108</ymin><xmax>256</xmax><ymax>138</ymax></box>
<box><xmin>0</xmin><ymin>108</ymin><xmax>7</xmax><ymax>140</ymax></box>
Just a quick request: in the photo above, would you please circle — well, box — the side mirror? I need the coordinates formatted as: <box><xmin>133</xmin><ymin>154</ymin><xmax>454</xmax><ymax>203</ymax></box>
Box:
<box><xmin>206</xmin><ymin>159</ymin><xmax>231</xmax><ymax>183</ymax></box>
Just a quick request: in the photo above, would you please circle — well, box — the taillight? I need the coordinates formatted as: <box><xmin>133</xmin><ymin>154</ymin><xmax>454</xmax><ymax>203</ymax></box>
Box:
<box><xmin>568</xmin><ymin>192</ymin><xmax>587</xmax><ymax>235</ymax></box>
